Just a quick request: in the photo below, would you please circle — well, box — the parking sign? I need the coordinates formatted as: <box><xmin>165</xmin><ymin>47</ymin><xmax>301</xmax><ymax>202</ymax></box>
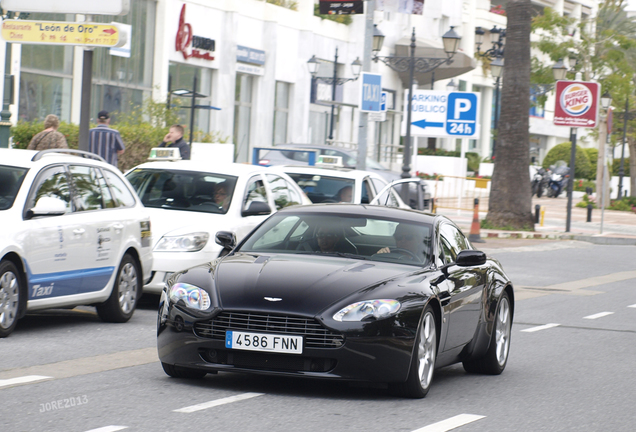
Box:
<box><xmin>446</xmin><ymin>93</ymin><xmax>478</xmax><ymax>136</ymax></box>
<box><xmin>401</xmin><ymin>90</ymin><xmax>480</xmax><ymax>138</ymax></box>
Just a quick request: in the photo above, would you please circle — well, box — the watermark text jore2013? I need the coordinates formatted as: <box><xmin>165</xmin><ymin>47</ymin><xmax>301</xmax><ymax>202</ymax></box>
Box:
<box><xmin>40</xmin><ymin>395</ymin><xmax>88</xmax><ymax>412</ymax></box>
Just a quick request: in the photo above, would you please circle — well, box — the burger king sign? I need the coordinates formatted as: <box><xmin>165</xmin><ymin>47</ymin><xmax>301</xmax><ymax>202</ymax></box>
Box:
<box><xmin>554</xmin><ymin>80</ymin><xmax>600</xmax><ymax>128</ymax></box>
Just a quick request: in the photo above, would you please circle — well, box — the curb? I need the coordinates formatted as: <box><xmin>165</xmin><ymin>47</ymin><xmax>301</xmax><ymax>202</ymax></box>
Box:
<box><xmin>480</xmin><ymin>230</ymin><xmax>636</xmax><ymax>246</ymax></box>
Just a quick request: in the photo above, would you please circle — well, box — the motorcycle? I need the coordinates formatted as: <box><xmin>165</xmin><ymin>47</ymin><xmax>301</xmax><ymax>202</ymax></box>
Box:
<box><xmin>531</xmin><ymin>167</ymin><xmax>550</xmax><ymax>198</ymax></box>
<box><xmin>547</xmin><ymin>161</ymin><xmax>570</xmax><ymax>198</ymax></box>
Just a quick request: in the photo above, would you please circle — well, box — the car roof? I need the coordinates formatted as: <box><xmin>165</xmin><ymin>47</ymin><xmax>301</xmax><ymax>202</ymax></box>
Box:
<box><xmin>274</xmin><ymin>165</ymin><xmax>385</xmax><ymax>181</ymax></box>
<box><xmin>129</xmin><ymin>160</ymin><xmax>279</xmax><ymax>176</ymax></box>
<box><xmin>276</xmin><ymin>203</ymin><xmax>440</xmax><ymax>224</ymax></box>
<box><xmin>0</xmin><ymin>148</ymin><xmax>110</xmax><ymax>169</ymax></box>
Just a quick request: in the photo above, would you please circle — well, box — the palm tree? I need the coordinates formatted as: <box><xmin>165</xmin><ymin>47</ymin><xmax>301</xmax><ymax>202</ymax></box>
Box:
<box><xmin>485</xmin><ymin>0</ymin><xmax>535</xmax><ymax>230</ymax></box>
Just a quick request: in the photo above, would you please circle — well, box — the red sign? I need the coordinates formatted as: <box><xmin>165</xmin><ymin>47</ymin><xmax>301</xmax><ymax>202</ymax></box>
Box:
<box><xmin>175</xmin><ymin>4</ymin><xmax>215</xmax><ymax>61</ymax></box>
<box><xmin>554</xmin><ymin>80</ymin><xmax>600</xmax><ymax>128</ymax></box>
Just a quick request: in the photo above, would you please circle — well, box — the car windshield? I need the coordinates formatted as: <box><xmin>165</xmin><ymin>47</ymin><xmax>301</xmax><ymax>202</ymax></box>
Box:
<box><xmin>240</xmin><ymin>213</ymin><xmax>433</xmax><ymax>266</ymax></box>
<box><xmin>126</xmin><ymin>168</ymin><xmax>237</xmax><ymax>214</ymax></box>
<box><xmin>286</xmin><ymin>173</ymin><xmax>354</xmax><ymax>203</ymax></box>
<box><xmin>0</xmin><ymin>165</ymin><xmax>28</xmax><ymax>211</ymax></box>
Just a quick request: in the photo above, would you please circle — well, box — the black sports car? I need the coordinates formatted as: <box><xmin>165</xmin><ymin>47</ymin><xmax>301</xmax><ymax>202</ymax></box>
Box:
<box><xmin>157</xmin><ymin>205</ymin><xmax>514</xmax><ymax>398</ymax></box>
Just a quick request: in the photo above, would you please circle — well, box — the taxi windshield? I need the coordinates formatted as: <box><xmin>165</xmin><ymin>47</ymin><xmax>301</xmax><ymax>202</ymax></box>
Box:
<box><xmin>0</xmin><ymin>165</ymin><xmax>28</xmax><ymax>211</ymax></box>
<box><xmin>126</xmin><ymin>168</ymin><xmax>237</xmax><ymax>214</ymax></box>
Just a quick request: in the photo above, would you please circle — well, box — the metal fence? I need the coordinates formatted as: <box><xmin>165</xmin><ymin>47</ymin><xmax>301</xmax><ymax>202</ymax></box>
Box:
<box><xmin>431</xmin><ymin>175</ymin><xmax>491</xmax><ymax>213</ymax></box>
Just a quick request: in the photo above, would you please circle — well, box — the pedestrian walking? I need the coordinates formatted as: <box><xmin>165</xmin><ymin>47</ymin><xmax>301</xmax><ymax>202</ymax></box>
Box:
<box><xmin>158</xmin><ymin>124</ymin><xmax>191</xmax><ymax>160</ymax></box>
<box><xmin>27</xmin><ymin>114</ymin><xmax>68</xmax><ymax>150</ymax></box>
<box><xmin>89</xmin><ymin>111</ymin><xmax>125</xmax><ymax>168</ymax></box>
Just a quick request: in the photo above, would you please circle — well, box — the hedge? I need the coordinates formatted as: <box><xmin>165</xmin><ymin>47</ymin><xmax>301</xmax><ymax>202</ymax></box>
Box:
<box><xmin>542</xmin><ymin>142</ymin><xmax>594</xmax><ymax>180</ymax></box>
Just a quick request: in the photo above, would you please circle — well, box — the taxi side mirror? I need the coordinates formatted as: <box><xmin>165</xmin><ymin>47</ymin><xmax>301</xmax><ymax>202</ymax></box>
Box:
<box><xmin>27</xmin><ymin>196</ymin><xmax>68</xmax><ymax>218</ymax></box>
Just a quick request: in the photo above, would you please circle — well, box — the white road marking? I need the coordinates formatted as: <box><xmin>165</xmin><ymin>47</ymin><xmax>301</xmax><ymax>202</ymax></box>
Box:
<box><xmin>584</xmin><ymin>312</ymin><xmax>614</xmax><ymax>320</ymax></box>
<box><xmin>83</xmin><ymin>427</ymin><xmax>128</xmax><ymax>432</ymax></box>
<box><xmin>521</xmin><ymin>323</ymin><xmax>560</xmax><ymax>333</ymax></box>
<box><xmin>174</xmin><ymin>392</ymin><xmax>264</xmax><ymax>413</ymax></box>
<box><xmin>411</xmin><ymin>414</ymin><xmax>485</xmax><ymax>432</ymax></box>
<box><xmin>0</xmin><ymin>375</ymin><xmax>52</xmax><ymax>389</ymax></box>
<box><xmin>628</xmin><ymin>304</ymin><xmax>636</xmax><ymax>308</ymax></box>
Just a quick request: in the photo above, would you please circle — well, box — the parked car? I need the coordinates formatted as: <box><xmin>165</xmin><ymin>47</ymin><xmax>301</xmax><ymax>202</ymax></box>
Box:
<box><xmin>125</xmin><ymin>161</ymin><xmax>311</xmax><ymax>294</ymax></box>
<box><xmin>277</xmin><ymin>165</ymin><xmax>431</xmax><ymax>211</ymax></box>
<box><xmin>0</xmin><ymin>149</ymin><xmax>153</xmax><ymax>338</ymax></box>
<box><xmin>257</xmin><ymin>144</ymin><xmax>402</xmax><ymax>182</ymax></box>
<box><xmin>157</xmin><ymin>204</ymin><xmax>514</xmax><ymax>398</ymax></box>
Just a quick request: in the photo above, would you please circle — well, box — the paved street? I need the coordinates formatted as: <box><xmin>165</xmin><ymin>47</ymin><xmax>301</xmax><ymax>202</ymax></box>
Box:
<box><xmin>1</xmin><ymin>237</ymin><xmax>635</xmax><ymax>432</ymax></box>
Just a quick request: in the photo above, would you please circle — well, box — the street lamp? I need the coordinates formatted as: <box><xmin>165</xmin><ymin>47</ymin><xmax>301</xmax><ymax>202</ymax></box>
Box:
<box><xmin>307</xmin><ymin>48</ymin><xmax>362</xmax><ymax>142</ymax></box>
<box><xmin>446</xmin><ymin>79</ymin><xmax>458</xmax><ymax>92</ymax></box>
<box><xmin>475</xmin><ymin>26</ymin><xmax>506</xmax><ymax>159</ymax></box>
<box><xmin>373</xmin><ymin>26</ymin><xmax>462</xmax><ymax>179</ymax></box>
<box><xmin>618</xmin><ymin>94</ymin><xmax>629</xmax><ymax>200</ymax></box>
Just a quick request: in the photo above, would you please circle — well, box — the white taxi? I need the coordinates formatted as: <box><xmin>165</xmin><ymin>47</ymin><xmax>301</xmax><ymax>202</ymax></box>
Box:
<box><xmin>274</xmin><ymin>165</ymin><xmax>430</xmax><ymax>210</ymax></box>
<box><xmin>0</xmin><ymin>148</ymin><xmax>153</xmax><ymax>338</ymax></box>
<box><xmin>125</xmin><ymin>160</ymin><xmax>311</xmax><ymax>293</ymax></box>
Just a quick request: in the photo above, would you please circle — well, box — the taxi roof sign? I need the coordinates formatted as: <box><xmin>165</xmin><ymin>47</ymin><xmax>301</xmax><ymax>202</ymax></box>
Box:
<box><xmin>148</xmin><ymin>147</ymin><xmax>182</xmax><ymax>161</ymax></box>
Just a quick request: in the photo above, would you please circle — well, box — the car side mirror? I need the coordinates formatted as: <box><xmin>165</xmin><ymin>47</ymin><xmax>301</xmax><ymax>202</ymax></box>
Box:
<box><xmin>242</xmin><ymin>201</ymin><xmax>271</xmax><ymax>216</ymax></box>
<box><xmin>215</xmin><ymin>231</ymin><xmax>237</xmax><ymax>251</ymax></box>
<box><xmin>28</xmin><ymin>196</ymin><xmax>68</xmax><ymax>218</ymax></box>
<box><xmin>456</xmin><ymin>250</ymin><xmax>487</xmax><ymax>267</ymax></box>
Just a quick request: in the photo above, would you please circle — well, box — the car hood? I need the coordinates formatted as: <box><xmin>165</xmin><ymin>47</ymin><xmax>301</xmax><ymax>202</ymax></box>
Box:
<box><xmin>214</xmin><ymin>253</ymin><xmax>417</xmax><ymax>315</ymax></box>
<box><xmin>147</xmin><ymin>208</ymin><xmax>229</xmax><ymax>244</ymax></box>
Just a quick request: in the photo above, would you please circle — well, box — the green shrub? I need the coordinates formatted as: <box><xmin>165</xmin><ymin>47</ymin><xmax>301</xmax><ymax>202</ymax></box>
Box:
<box><xmin>542</xmin><ymin>142</ymin><xmax>594</xmax><ymax>180</ymax></box>
<box><xmin>576</xmin><ymin>193</ymin><xmax>597</xmax><ymax>209</ymax></box>
<box><xmin>608</xmin><ymin>196</ymin><xmax>636</xmax><ymax>211</ymax></box>
<box><xmin>573</xmin><ymin>179</ymin><xmax>595</xmax><ymax>192</ymax></box>
<box><xmin>10</xmin><ymin>100</ymin><xmax>228</xmax><ymax>172</ymax></box>
<box><xmin>583</xmin><ymin>147</ymin><xmax>598</xmax><ymax>167</ymax></box>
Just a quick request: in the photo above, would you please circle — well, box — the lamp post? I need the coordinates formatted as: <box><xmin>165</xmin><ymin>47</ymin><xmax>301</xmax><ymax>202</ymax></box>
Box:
<box><xmin>599</xmin><ymin>91</ymin><xmax>612</xmax><ymax>233</ymax></box>
<box><xmin>373</xmin><ymin>26</ymin><xmax>461</xmax><ymax>179</ymax></box>
<box><xmin>475</xmin><ymin>26</ymin><xmax>506</xmax><ymax>159</ymax></box>
<box><xmin>167</xmin><ymin>75</ymin><xmax>221</xmax><ymax>145</ymax></box>
<box><xmin>618</xmin><ymin>95</ymin><xmax>628</xmax><ymax>200</ymax></box>
<box><xmin>307</xmin><ymin>49</ymin><xmax>361</xmax><ymax>142</ymax></box>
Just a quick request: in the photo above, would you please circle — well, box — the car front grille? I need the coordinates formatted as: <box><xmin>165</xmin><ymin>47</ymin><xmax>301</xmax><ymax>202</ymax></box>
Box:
<box><xmin>193</xmin><ymin>312</ymin><xmax>344</xmax><ymax>348</ymax></box>
<box><xmin>200</xmin><ymin>349</ymin><xmax>337</xmax><ymax>373</ymax></box>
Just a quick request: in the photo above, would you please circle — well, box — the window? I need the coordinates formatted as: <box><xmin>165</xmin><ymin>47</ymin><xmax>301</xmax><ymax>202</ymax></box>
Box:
<box><xmin>266</xmin><ymin>174</ymin><xmax>302</xmax><ymax>210</ymax></box>
<box><xmin>29</xmin><ymin>166</ymin><xmax>71</xmax><ymax>213</ymax></box>
<box><xmin>69</xmin><ymin>166</ymin><xmax>104</xmax><ymax>212</ymax></box>
<box><xmin>273</xmin><ymin>82</ymin><xmax>291</xmax><ymax>145</ymax></box>
<box><xmin>234</xmin><ymin>74</ymin><xmax>254</xmax><ymax>163</ymax></box>
<box><xmin>0</xmin><ymin>166</ymin><xmax>27</xmax><ymax>210</ymax></box>
<box><xmin>439</xmin><ymin>223</ymin><xmax>472</xmax><ymax>264</ymax></box>
<box><xmin>103</xmin><ymin>169</ymin><xmax>136</xmax><ymax>208</ymax></box>
<box><xmin>243</xmin><ymin>176</ymin><xmax>269</xmax><ymax>212</ymax></box>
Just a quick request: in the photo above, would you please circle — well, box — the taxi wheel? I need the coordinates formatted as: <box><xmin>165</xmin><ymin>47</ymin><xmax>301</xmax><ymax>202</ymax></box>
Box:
<box><xmin>161</xmin><ymin>362</ymin><xmax>207</xmax><ymax>379</ymax></box>
<box><xmin>0</xmin><ymin>260</ymin><xmax>22</xmax><ymax>338</ymax></box>
<box><xmin>97</xmin><ymin>254</ymin><xmax>140</xmax><ymax>323</ymax></box>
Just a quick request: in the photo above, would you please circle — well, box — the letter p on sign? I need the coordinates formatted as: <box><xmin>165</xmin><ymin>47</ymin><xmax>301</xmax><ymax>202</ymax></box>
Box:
<box><xmin>453</xmin><ymin>99</ymin><xmax>471</xmax><ymax>119</ymax></box>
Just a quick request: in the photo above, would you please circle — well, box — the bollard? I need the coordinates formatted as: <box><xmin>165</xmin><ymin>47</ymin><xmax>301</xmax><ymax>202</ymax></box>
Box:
<box><xmin>587</xmin><ymin>203</ymin><xmax>593</xmax><ymax>222</ymax></box>
<box><xmin>540</xmin><ymin>205</ymin><xmax>545</xmax><ymax>226</ymax></box>
<box><xmin>535</xmin><ymin>204</ymin><xmax>541</xmax><ymax>224</ymax></box>
<box><xmin>585</xmin><ymin>186</ymin><xmax>593</xmax><ymax>196</ymax></box>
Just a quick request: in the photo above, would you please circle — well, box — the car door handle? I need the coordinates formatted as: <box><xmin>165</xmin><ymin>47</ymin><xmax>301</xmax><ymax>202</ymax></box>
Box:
<box><xmin>73</xmin><ymin>228</ymin><xmax>85</xmax><ymax>235</ymax></box>
<box><xmin>113</xmin><ymin>223</ymin><xmax>124</xmax><ymax>231</ymax></box>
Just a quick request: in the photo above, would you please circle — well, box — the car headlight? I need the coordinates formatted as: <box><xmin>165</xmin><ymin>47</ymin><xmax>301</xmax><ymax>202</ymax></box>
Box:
<box><xmin>333</xmin><ymin>299</ymin><xmax>401</xmax><ymax>322</ymax></box>
<box><xmin>154</xmin><ymin>232</ymin><xmax>209</xmax><ymax>252</ymax></box>
<box><xmin>168</xmin><ymin>283</ymin><xmax>211</xmax><ymax>310</ymax></box>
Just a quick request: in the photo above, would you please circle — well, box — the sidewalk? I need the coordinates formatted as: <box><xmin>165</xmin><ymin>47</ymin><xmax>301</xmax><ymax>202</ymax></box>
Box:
<box><xmin>436</xmin><ymin>194</ymin><xmax>636</xmax><ymax>246</ymax></box>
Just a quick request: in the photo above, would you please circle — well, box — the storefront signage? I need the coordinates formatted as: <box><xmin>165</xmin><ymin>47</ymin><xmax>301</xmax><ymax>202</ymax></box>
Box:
<box><xmin>1</xmin><ymin>20</ymin><xmax>125</xmax><ymax>47</ymax></box>
<box><xmin>553</xmin><ymin>80</ymin><xmax>600</xmax><ymax>128</ymax></box>
<box><xmin>175</xmin><ymin>4</ymin><xmax>215</xmax><ymax>61</ymax></box>
<box><xmin>236</xmin><ymin>63</ymin><xmax>264</xmax><ymax>76</ymax></box>
<box><xmin>237</xmin><ymin>46</ymin><xmax>265</xmax><ymax>65</ymax></box>
<box><xmin>319</xmin><ymin>1</ymin><xmax>364</xmax><ymax>15</ymax></box>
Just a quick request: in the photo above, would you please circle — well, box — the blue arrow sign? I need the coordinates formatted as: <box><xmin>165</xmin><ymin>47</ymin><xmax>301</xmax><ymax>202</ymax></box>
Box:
<box><xmin>412</xmin><ymin>119</ymin><xmax>444</xmax><ymax>129</ymax></box>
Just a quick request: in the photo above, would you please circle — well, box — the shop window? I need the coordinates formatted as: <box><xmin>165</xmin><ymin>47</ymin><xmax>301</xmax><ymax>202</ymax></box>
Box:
<box><xmin>168</xmin><ymin>63</ymin><xmax>213</xmax><ymax>138</ymax></box>
<box><xmin>234</xmin><ymin>73</ymin><xmax>254</xmax><ymax>163</ymax></box>
<box><xmin>273</xmin><ymin>82</ymin><xmax>291</xmax><ymax>145</ymax></box>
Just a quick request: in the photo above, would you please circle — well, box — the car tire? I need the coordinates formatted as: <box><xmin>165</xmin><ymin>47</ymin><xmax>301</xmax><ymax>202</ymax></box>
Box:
<box><xmin>462</xmin><ymin>292</ymin><xmax>512</xmax><ymax>375</ymax></box>
<box><xmin>0</xmin><ymin>260</ymin><xmax>21</xmax><ymax>338</ymax></box>
<box><xmin>161</xmin><ymin>362</ymin><xmax>207</xmax><ymax>379</ymax></box>
<box><xmin>389</xmin><ymin>305</ymin><xmax>437</xmax><ymax>398</ymax></box>
<box><xmin>96</xmin><ymin>254</ymin><xmax>140</xmax><ymax>323</ymax></box>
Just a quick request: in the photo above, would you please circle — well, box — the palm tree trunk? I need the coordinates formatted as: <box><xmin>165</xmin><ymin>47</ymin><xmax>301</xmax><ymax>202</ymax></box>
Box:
<box><xmin>486</xmin><ymin>0</ymin><xmax>535</xmax><ymax>230</ymax></box>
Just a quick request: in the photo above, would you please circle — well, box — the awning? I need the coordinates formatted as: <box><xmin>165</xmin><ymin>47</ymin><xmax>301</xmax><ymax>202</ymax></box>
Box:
<box><xmin>390</xmin><ymin>36</ymin><xmax>476</xmax><ymax>87</ymax></box>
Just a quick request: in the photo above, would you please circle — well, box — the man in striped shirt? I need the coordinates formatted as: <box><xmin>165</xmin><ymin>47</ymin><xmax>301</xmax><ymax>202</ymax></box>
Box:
<box><xmin>89</xmin><ymin>111</ymin><xmax>125</xmax><ymax>168</ymax></box>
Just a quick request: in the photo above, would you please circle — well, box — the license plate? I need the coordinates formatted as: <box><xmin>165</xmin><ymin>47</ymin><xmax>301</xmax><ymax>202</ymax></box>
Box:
<box><xmin>225</xmin><ymin>331</ymin><xmax>303</xmax><ymax>355</ymax></box>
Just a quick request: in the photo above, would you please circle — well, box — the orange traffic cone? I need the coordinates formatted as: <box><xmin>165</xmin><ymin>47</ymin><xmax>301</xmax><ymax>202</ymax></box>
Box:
<box><xmin>468</xmin><ymin>198</ymin><xmax>485</xmax><ymax>243</ymax></box>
